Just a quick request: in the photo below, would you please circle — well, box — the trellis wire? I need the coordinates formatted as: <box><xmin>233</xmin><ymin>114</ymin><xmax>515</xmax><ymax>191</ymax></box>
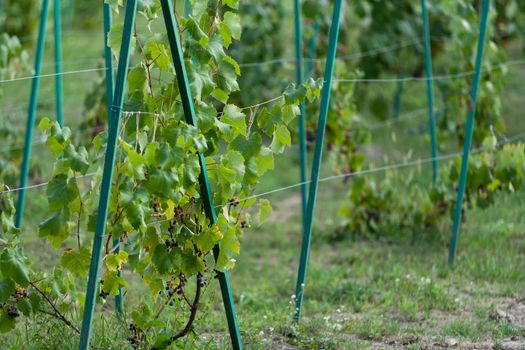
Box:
<box><xmin>332</xmin><ymin>58</ymin><xmax>525</xmax><ymax>84</ymax></box>
<box><xmin>238</xmin><ymin>36</ymin><xmax>439</xmax><ymax>68</ymax></box>
<box><xmin>0</xmin><ymin>67</ymin><xmax>107</xmax><ymax>84</ymax></box>
<box><xmin>1</xmin><ymin>57</ymin><xmax>522</xmax><ymax>87</ymax></box>
<box><xmin>1</xmin><ymin>57</ymin><xmax>523</xmax><ymax>118</ymax></box>
<box><xmin>4</xmin><ymin>128</ymin><xmax>525</xmax><ymax>201</ymax></box>
<box><xmin>138</xmin><ymin>129</ymin><xmax>525</xmax><ymax>227</ymax></box>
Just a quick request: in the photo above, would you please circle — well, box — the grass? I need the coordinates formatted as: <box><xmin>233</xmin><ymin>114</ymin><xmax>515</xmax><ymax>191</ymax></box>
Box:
<box><xmin>1</xmin><ymin>13</ymin><xmax>524</xmax><ymax>350</ymax></box>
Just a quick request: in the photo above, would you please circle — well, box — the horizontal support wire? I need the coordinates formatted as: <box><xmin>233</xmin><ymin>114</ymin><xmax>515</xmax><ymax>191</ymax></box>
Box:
<box><xmin>332</xmin><ymin>59</ymin><xmax>525</xmax><ymax>84</ymax></box>
<box><xmin>1</xmin><ymin>58</ymin><xmax>521</xmax><ymax>156</ymax></box>
<box><xmin>218</xmin><ymin>130</ymin><xmax>525</xmax><ymax>208</ymax></box>
<box><xmin>0</xmin><ymin>125</ymin><xmax>100</xmax><ymax>154</ymax></box>
<box><xmin>0</xmin><ymin>55</ymin><xmax>522</xmax><ymax>88</ymax></box>
<box><xmin>0</xmin><ymin>96</ymin><xmax>430</xmax><ymax>155</ymax></box>
<box><xmin>141</xmin><ymin>129</ymin><xmax>525</xmax><ymax>226</ymax></box>
<box><xmin>0</xmin><ymin>67</ymin><xmax>107</xmax><ymax>84</ymax></box>
<box><xmin>238</xmin><ymin>36</ymin><xmax>441</xmax><ymax>68</ymax></box>
<box><xmin>121</xmin><ymin>95</ymin><xmax>285</xmax><ymax>118</ymax></box>
<box><xmin>3</xmin><ymin>127</ymin><xmax>524</xmax><ymax>222</ymax></box>
<box><xmin>366</xmin><ymin>107</ymin><xmax>430</xmax><ymax>129</ymax></box>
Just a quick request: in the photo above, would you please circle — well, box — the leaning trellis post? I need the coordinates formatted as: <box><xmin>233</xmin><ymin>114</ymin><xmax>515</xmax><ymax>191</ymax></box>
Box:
<box><xmin>448</xmin><ymin>0</ymin><xmax>491</xmax><ymax>266</ymax></box>
<box><xmin>54</xmin><ymin>0</ymin><xmax>64</xmax><ymax>126</ymax></box>
<box><xmin>294</xmin><ymin>0</ymin><xmax>343</xmax><ymax>321</ymax></box>
<box><xmin>79</xmin><ymin>2</ymin><xmax>138</xmax><ymax>347</ymax></box>
<box><xmin>16</xmin><ymin>0</ymin><xmax>65</xmax><ymax>227</ymax></box>
<box><xmin>102</xmin><ymin>1</ymin><xmax>123</xmax><ymax>315</ymax></box>
<box><xmin>79</xmin><ymin>1</ymin><xmax>242</xmax><ymax>349</ymax></box>
<box><xmin>421</xmin><ymin>0</ymin><xmax>439</xmax><ymax>183</ymax></box>
<box><xmin>293</xmin><ymin>0</ymin><xmax>308</xmax><ymax>231</ymax></box>
<box><xmin>159</xmin><ymin>0</ymin><xmax>242</xmax><ymax>347</ymax></box>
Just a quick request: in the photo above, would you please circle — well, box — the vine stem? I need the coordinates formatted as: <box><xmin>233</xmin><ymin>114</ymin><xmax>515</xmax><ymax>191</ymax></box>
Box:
<box><xmin>150</xmin><ymin>275</ymin><xmax>203</xmax><ymax>350</ymax></box>
<box><xmin>76</xmin><ymin>199</ymin><xmax>83</xmax><ymax>251</ymax></box>
<box><xmin>29</xmin><ymin>281</ymin><xmax>80</xmax><ymax>334</ymax></box>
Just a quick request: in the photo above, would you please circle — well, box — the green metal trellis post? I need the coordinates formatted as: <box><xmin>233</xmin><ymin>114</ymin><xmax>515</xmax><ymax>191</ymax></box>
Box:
<box><xmin>102</xmin><ymin>1</ymin><xmax>123</xmax><ymax>315</ymax></box>
<box><xmin>306</xmin><ymin>22</ymin><xmax>319</xmax><ymax>78</ymax></box>
<box><xmin>421</xmin><ymin>0</ymin><xmax>438</xmax><ymax>183</ymax></box>
<box><xmin>79</xmin><ymin>1</ymin><xmax>138</xmax><ymax>348</ymax></box>
<box><xmin>185</xmin><ymin>0</ymin><xmax>191</xmax><ymax>16</ymax></box>
<box><xmin>448</xmin><ymin>0</ymin><xmax>491</xmax><ymax>266</ymax></box>
<box><xmin>294</xmin><ymin>0</ymin><xmax>308</xmax><ymax>229</ymax></box>
<box><xmin>15</xmin><ymin>0</ymin><xmax>50</xmax><ymax>228</ymax></box>
<box><xmin>16</xmin><ymin>0</ymin><xmax>65</xmax><ymax>228</ymax></box>
<box><xmin>80</xmin><ymin>1</ymin><xmax>242</xmax><ymax>348</ymax></box>
<box><xmin>159</xmin><ymin>0</ymin><xmax>242</xmax><ymax>347</ymax></box>
<box><xmin>294</xmin><ymin>0</ymin><xmax>343</xmax><ymax>321</ymax></box>
<box><xmin>66</xmin><ymin>0</ymin><xmax>74</xmax><ymax>29</ymax></box>
<box><xmin>392</xmin><ymin>72</ymin><xmax>404</xmax><ymax>121</ymax></box>
<box><xmin>54</xmin><ymin>0</ymin><xmax>64</xmax><ymax>126</ymax></box>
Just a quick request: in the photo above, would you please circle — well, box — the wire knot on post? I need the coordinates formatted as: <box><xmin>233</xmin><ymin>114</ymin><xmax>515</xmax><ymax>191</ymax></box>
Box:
<box><xmin>110</xmin><ymin>105</ymin><xmax>122</xmax><ymax>114</ymax></box>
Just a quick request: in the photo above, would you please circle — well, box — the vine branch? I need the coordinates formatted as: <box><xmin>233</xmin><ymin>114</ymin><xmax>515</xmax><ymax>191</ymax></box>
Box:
<box><xmin>29</xmin><ymin>281</ymin><xmax>80</xmax><ymax>334</ymax></box>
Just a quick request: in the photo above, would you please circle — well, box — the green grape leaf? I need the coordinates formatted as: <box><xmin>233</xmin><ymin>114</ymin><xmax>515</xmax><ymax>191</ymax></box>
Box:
<box><xmin>0</xmin><ymin>248</ymin><xmax>29</xmax><ymax>287</ymax></box>
<box><xmin>219</xmin><ymin>150</ymin><xmax>245</xmax><ymax>184</ymax></box>
<box><xmin>145</xmin><ymin>167</ymin><xmax>179</xmax><ymax>200</ymax></box>
<box><xmin>101</xmin><ymin>271</ymin><xmax>126</xmax><ymax>296</ymax></box>
<box><xmin>153</xmin><ymin>333</ymin><xmax>174</xmax><ymax>350</ymax></box>
<box><xmin>195</xmin><ymin>225</ymin><xmax>222</xmax><ymax>253</ymax></box>
<box><xmin>222</xmin><ymin>0</ymin><xmax>239</xmax><ymax>9</ymax></box>
<box><xmin>211</xmin><ymin>88</ymin><xmax>229</xmax><ymax>104</ymax></box>
<box><xmin>146</xmin><ymin>42</ymin><xmax>170</xmax><ymax>70</ymax></box>
<box><xmin>221</xmin><ymin>105</ymin><xmax>246</xmax><ymax>137</ymax></box>
<box><xmin>220</xmin><ymin>12</ymin><xmax>242</xmax><ymax>47</ymax></box>
<box><xmin>207</xmin><ymin>35</ymin><xmax>226</xmax><ymax>62</ymax></box>
<box><xmin>185</xmin><ymin>17</ymin><xmax>209</xmax><ymax>47</ymax></box>
<box><xmin>222</xmin><ymin>55</ymin><xmax>240</xmax><ymax>76</ymax></box>
<box><xmin>283</xmin><ymin>83</ymin><xmax>306</xmax><ymax>104</ymax></box>
<box><xmin>151</xmin><ymin>245</ymin><xmax>182</xmax><ymax>275</ymax></box>
<box><xmin>106</xmin><ymin>250</ymin><xmax>129</xmax><ymax>272</ymax></box>
<box><xmin>126</xmin><ymin>200</ymin><xmax>152</xmax><ymax>233</ymax></box>
<box><xmin>38</xmin><ymin>209</ymin><xmax>70</xmax><ymax>247</ymax></box>
<box><xmin>0</xmin><ymin>312</ymin><xmax>16</xmax><ymax>333</ymax></box>
<box><xmin>181</xmin><ymin>250</ymin><xmax>205</xmax><ymax>276</ymax></box>
<box><xmin>46</xmin><ymin>174</ymin><xmax>79</xmax><ymax>211</ymax></box>
<box><xmin>216</xmin><ymin>60</ymin><xmax>239</xmax><ymax>93</ymax></box>
<box><xmin>17</xmin><ymin>298</ymin><xmax>32</xmax><ymax>316</ymax></box>
<box><xmin>257</xmin><ymin>199</ymin><xmax>272</xmax><ymax>225</ymax></box>
<box><xmin>28</xmin><ymin>292</ymin><xmax>41</xmax><ymax>314</ymax></box>
<box><xmin>195</xmin><ymin>102</ymin><xmax>217</xmax><ymax>133</ymax></box>
<box><xmin>108</xmin><ymin>22</ymin><xmax>124</xmax><ymax>51</ymax></box>
<box><xmin>60</xmin><ymin>247</ymin><xmax>91</xmax><ymax>277</ymax></box>
<box><xmin>216</xmin><ymin>216</ymin><xmax>240</xmax><ymax>271</ymax></box>
<box><xmin>189</xmin><ymin>61</ymin><xmax>217</xmax><ymax>100</ymax></box>
<box><xmin>63</xmin><ymin>144</ymin><xmax>90</xmax><ymax>174</ymax></box>
<box><xmin>0</xmin><ymin>278</ymin><xmax>15</xmax><ymax>304</ymax></box>
<box><xmin>131</xmin><ymin>302</ymin><xmax>153</xmax><ymax>329</ymax></box>
<box><xmin>256</xmin><ymin>147</ymin><xmax>274</xmax><ymax>176</ymax></box>
<box><xmin>270</xmin><ymin>124</ymin><xmax>291</xmax><ymax>153</ymax></box>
